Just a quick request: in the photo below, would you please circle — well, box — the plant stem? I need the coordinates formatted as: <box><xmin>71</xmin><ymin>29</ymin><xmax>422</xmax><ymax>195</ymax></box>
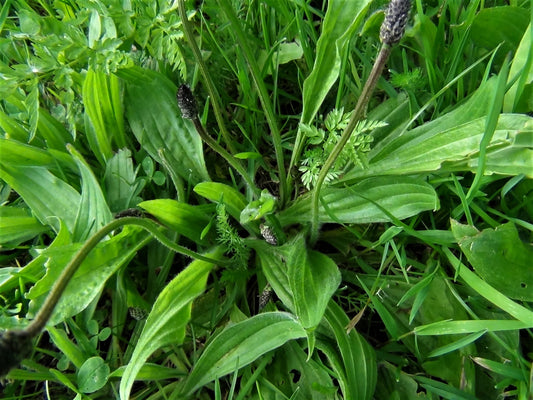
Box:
<box><xmin>216</xmin><ymin>0</ymin><xmax>288</xmax><ymax>207</ymax></box>
<box><xmin>177</xmin><ymin>0</ymin><xmax>236</xmax><ymax>154</ymax></box>
<box><xmin>24</xmin><ymin>217</ymin><xmax>227</xmax><ymax>338</ymax></box>
<box><xmin>191</xmin><ymin>117</ymin><xmax>259</xmax><ymax>195</ymax></box>
<box><xmin>310</xmin><ymin>45</ymin><xmax>392</xmax><ymax>244</ymax></box>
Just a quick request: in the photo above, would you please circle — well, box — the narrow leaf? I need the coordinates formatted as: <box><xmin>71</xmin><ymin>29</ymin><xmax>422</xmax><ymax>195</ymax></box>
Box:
<box><xmin>68</xmin><ymin>145</ymin><xmax>112</xmax><ymax>241</ymax></box>
<box><xmin>279</xmin><ymin>176</ymin><xmax>438</xmax><ymax>226</ymax></box>
<box><xmin>120</xmin><ymin>248</ymin><xmax>224</xmax><ymax>400</ymax></box>
<box><xmin>180</xmin><ymin>312</ymin><xmax>306</xmax><ymax>396</ymax></box>
<box><xmin>194</xmin><ymin>182</ymin><xmax>247</xmax><ymax>222</ymax></box>
<box><xmin>138</xmin><ymin>199</ymin><xmax>211</xmax><ymax>244</ymax></box>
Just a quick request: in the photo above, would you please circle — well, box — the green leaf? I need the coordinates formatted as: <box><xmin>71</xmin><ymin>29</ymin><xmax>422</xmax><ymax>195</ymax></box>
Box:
<box><xmin>415</xmin><ymin>320</ymin><xmax>531</xmax><ymax>336</ymax></box>
<box><xmin>119</xmin><ymin>66</ymin><xmax>209</xmax><ymax>184</ymax></box>
<box><xmin>279</xmin><ymin>176</ymin><xmax>439</xmax><ymax>226</ymax></box>
<box><xmin>470</xmin><ymin>7</ymin><xmax>529</xmax><ymax>56</ymax></box>
<box><xmin>0</xmin><ymin>137</ymin><xmax>73</xmax><ymax>171</ymax></box>
<box><xmin>452</xmin><ymin>221</ymin><xmax>533</xmax><ymax>301</ymax></box>
<box><xmin>0</xmin><ymin>220</ymin><xmax>71</xmax><ymax>296</ymax></box>
<box><xmin>256</xmin><ymin>341</ymin><xmax>336</xmax><ymax>399</ymax></box>
<box><xmin>251</xmin><ymin>240</ymin><xmax>295</xmax><ymax>313</ymax></box>
<box><xmin>68</xmin><ymin>145</ymin><xmax>112</xmax><ymax>241</ymax></box>
<box><xmin>77</xmin><ymin>356</ymin><xmax>109</xmax><ymax>393</ymax></box>
<box><xmin>0</xmin><ymin>206</ymin><xmax>49</xmax><ymax>246</ymax></box>
<box><xmin>0</xmin><ymin>164</ymin><xmax>80</xmax><ymax>234</ymax></box>
<box><xmin>287</xmin><ymin>235</ymin><xmax>341</xmax><ymax>330</ymax></box>
<box><xmin>180</xmin><ymin>312</ymin><xmax>307</xmax><ymax>396</ymax></box>
<box><xmin>194</xmin><ymin>181</ymin><xmax>247</xmax><ymax>222</ymax></box>
<box><xmin>104</xmin><ymin>149</ymin><xmax>143</xmax><ymax>213</ymax></box>
<box><xmin>83</xmin><ymin>69</ymin><xmax>126</xmax><ymax>164</ymax></box>
<box><xmin>119</xmin><ymin>248</ymin><xmax>224</xmax><ymax>400</ymax></box>
<box><xmin>138</xmin><ymin>199</ymin><xmax>211</xmax><ymax>244</ymax></box>
<box><xmin>47</xmin><ymin>326</ymin><xmax>86</xmax><ymax>369</ymax></box>
<box><xmin>504</xmin><ymin>23</ymin><xmax>533</xmax><ymax>112</ymax></box>
<box><xmin>240</xmin><ymin>189</ymin><xmax>277</xmax><ymax>224</ymax></box>
<box><xmin>292</xmin><ymin>0</ymin><xmax>372</xmax><ymax>165</ymax></box>
<box><xmin>299</xmin><ymin>0</ymin><xmax>372</xmax><ymax>126</ymax></box>
<box><xmin>341</xmin><ymin>75</ymin><xmax>533</xmax><ymax>182</ymax></box>
<box><xmin>27</xmin><ymin>226</ymin><xmax>151</xmax><ymax>326</ymax></box>
<box><xmin>37</xmin><ymin>109</ymin><xmax>72</xmax><ymax>151</ymax></box>
<box><xmin>443</xmin><ymin>247</ymin><xmax>533</xmax><ymax>326</ymax></box>
<box><xmin>427</xmin><ymin>330</ymin><xmax>487</xmax><ymax>358</ymax></box>
<box><xmin>317</xmin><ymin>301</ymin><xmax>377</xmax><ymax>400</ymax></box>
<box><xmin>343</xmin><ymin>114</ymin><xmax>532</xmax><ymax>181</ymax></box>
<box><xmin>258</xmin><ymin>41</ymin><xmax>304</xmax><ymax>75</ymax></box>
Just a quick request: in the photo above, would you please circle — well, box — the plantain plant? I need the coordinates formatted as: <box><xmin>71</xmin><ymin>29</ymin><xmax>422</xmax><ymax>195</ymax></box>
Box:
<box><xmin>1</xmin><ymin>0</ymin><xmax>532</xmax><ymax>399</ymax></box>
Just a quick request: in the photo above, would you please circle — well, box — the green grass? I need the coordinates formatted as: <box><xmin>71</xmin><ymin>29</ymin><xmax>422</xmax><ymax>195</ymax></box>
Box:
<box><xmin>1</xmin><ymin>0</ymin><xmax>532</xmax><ymax>399</ymax></box>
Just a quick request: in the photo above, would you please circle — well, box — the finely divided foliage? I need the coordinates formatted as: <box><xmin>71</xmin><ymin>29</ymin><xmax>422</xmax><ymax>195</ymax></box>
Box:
<box><xmin>0</xmin><ymin>0</ymin><xmax>532</xmax><ymax>399</ymax></box>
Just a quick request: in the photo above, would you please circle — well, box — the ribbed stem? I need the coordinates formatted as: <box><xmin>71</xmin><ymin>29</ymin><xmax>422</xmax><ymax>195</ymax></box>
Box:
<box><xmin>177</xmin><ymin>0</ymin><xmax>236</xmax><ymax>153</ymax></box>
<box><xmin>310</xmin><ymin>45</ymin><xmax>392</xmax><ymax>244</ymax></box>
<box><xmin>24</xmin><ymin>217</ymin><xmax>227</xmax><ymax>337</ymax></box>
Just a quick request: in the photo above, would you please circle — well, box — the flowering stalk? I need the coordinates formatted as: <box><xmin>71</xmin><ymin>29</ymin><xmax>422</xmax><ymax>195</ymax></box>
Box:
<box><xmin>310</xmin><ymin>0</ymin><xmax>411</xmax><ymax>244</ymax></box>
<box><xmin>0</xmin><ymin>216</ymin><xmax>228</xmax><ymax>378</ymax></box>
<box><xmin>177</xmin><ymin>85</ymin><xmax>258</xmax><ymax>194</ymax></box>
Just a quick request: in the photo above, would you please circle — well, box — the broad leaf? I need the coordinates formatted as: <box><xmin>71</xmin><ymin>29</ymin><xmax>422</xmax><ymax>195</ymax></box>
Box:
<box><xmin>452</xmin><ymin>221</ymin><xmax>533</xmax><ymax>301</ymax></box>
<box><xmin>180</xmin><ymin>312</ymin><xmax>307</xmax><ymax>396</ymax></box>
<box><xmin>138</xmin><ymin>199</ymin><xmax>212</xmax><ymax>244</ymax></box>
<box><xmin>104</xmin><ymin>149</ymin><xmax>143</xmax><ymax>213</ymax></box>
<box><xmin>68</xmin><ymin>145</ymin><xmax>112</xmax><ymax>241</ymax></box>
<box><xmin>83</xmin><ymin>69</ymin><xmax>126</xmax><ymax>164</ymax></box>
<box><xmin>279</xmin><ymin>176</ymin><xmax>439</xmax><ymax>225</ymax></box>
<box><xmin>251</xmin><ymin>240</ymin><xmax>295</xmax><ymax>312</ymax></box>
<box><xmin>342</xmin><ymin>114</ymin><xmax>532</xmax><ymax>181</ymax></box>
<box><xmin>504</xmin><ymin>23</ymin><xmax>533</xmax><ymax>112</ymax></box>
<box><xmin>288</xmin><ymin>235</ymin><xmax>341</xmax><ymax>330</ymax></box>
<box><xmin>194</xmin><ymin>182</ymin><xmax>247</xmax><ymax>221</ymax></box>
<box><xmin>119</xmin><ymin>66</ymin><xmax>209</xmax><ymax>185</ymax></box>
<box><xmin>77</xmin><ymin>356</ymin><xmax>110</xmax><ymax>394</ymax></box>
<box><xmin>120</xmin><ymin>248</ymin><xmax>224</xmax><ymax>400</ymax></box>
<box><xmin>0</xmin><ymin>164</ymin><xmax>80</xmax><ymax>234</ymax></box>
<box><xmin>299</xmin><ymin>0</ymin><xmax>372</xmax><ymax>126</ymax></box>
<box><xmin>294</xmin><ymin>0</ymin><xmax>372</xmax><ymax>163</ymax></box>
<box><xmin>27</xmin><ymin>226</ymin><xmax>151</xmax><ymax>326</ymax></box>
<box><xmin>0</xmin><ymin>206</ymin><xmax>48</xmax><ymax>247</ymax></box>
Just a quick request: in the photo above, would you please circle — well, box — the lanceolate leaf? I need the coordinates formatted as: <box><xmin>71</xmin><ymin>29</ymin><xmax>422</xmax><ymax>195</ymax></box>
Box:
<box><xmin>68</xmin><ymin>145</ymin><xmax>113</xmax><ymax>242</ymax></box>
<box><xmin>251</xmin><ymin>240</ymin><xmax>295</xmax><ymax>312</ymax></box>
<box><xmin>83</xmin><ymin>69</ymin><xmax>126</xmax><ymax>165</ymax></box>
<box><xmin>120</xmin><ymin>248</ymin><xmax>224</xmax><ymax>400</ymax></box>
<box><xmin>138</xmin><ymin>199</ymin><xmax>211</xmax><ymax>244</ymax></box>
<box><xmin>287</xmin><ymin>235</ymin><xmax>341</xmax><ymax>330</ymax></box>
<box><xmin>119</xmin><ymin>66</ymin><xmax>209</xmax><ymax>185</ymax></box>
<box><xmin>0</xmin><ymin>206</ymin><xmax>48</xmax><ymax>247</ymax></box>
<box><xmin>0</xmin><ymin>164</ymin><xmax>80</xmax><ymax>234</ymax></box>
<box><xmin>279</xmin><ymin>176</ymin><xmax>439</xmax><ymax>226</ymax></box>
<box><xmin>317</xmin><ymin>301</ymin><xmax>377</xmax><ymax>400</ymax></box>
<box><xmin>27</xmin><ymin>226</ymin><xmax>151</xmax><ymax>326</ymax></box>
<box><xmin>194</xmin><ymin>182</ymin><xmax>248</xmax><ymax>222</ymax></box>
<box><xmin>180</xmin><ymin>312</ymin><xmax>307</xmax><ymax>396</ymax></box>
<box><xmin>299</xmin><ymin>0</ymin><xmax>372</xmax><ymax>127</ymax></box>
<box><xmin>340</xmin><ymin>74</ymin><xmax>533</xmax><ymax>183</ymax></box>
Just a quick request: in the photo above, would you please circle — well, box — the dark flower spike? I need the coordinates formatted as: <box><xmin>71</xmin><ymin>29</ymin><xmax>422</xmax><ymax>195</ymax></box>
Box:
<box><xmin>177</xmin><ymin>84</ymin><xmax>198</xmax><ymax>120</ymax></box>
<box><xmin>380</xmin><ymin>0</ymin><xmax>411</xmax><ymax>45</ymax></box>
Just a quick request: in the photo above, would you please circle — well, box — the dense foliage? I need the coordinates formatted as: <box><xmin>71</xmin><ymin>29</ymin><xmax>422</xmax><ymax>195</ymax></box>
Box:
<box><xmin>1</xmin><ymin>0</ymin><xmax>532</xmax><ymax>399</ymax></box>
